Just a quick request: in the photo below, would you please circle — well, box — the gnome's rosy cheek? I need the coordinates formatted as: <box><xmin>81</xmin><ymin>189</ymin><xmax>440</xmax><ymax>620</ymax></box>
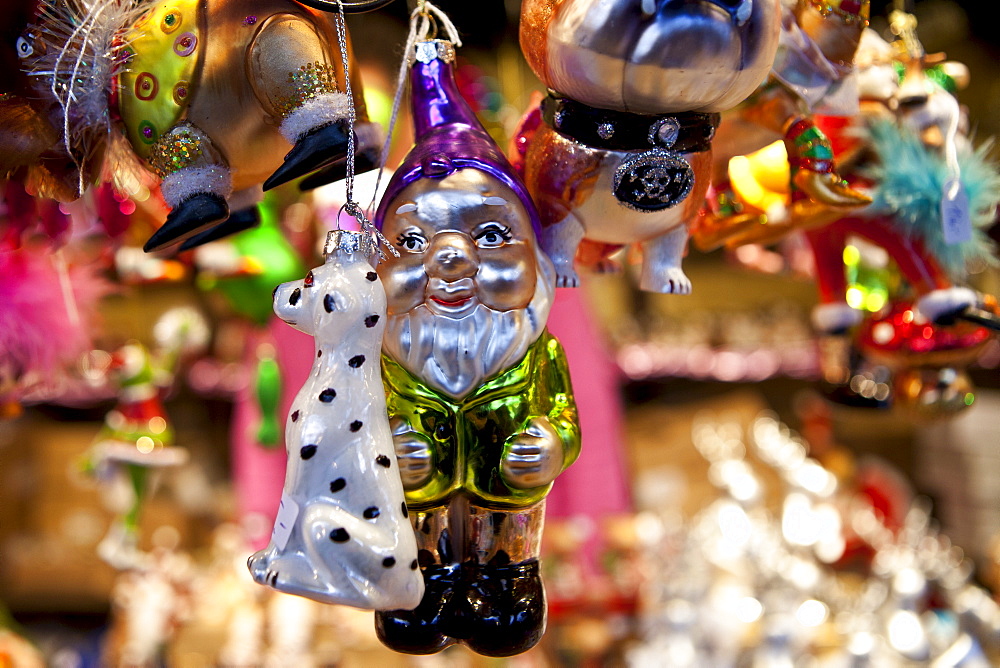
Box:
<box><xmin>475</xmin><ymin>244</ymin><xmax>537</xmax><ymax>312</ymax></box>
<box><xmin>378</xmin><ymin>255</ymin><xmax>428</xmax><ymax>316</ymax></box>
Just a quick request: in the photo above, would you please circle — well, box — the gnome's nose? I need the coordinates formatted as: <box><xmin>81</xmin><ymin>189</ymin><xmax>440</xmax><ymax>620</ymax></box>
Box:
<box><xmin>427</xmin><ymin>233</ymin><xmax>478</xmax><ymax>280</ymax></box>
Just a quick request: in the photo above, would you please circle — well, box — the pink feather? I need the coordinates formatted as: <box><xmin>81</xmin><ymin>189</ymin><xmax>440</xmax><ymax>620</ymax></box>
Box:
<box><xmin>0</xmin><ymin>246</ymin><xmax>111</xmax><ymax>400</ymax></box>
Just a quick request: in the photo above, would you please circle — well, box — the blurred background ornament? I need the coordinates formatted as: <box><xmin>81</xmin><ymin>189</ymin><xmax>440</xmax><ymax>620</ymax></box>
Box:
<box><xmin>624</xmin><ymin>411</ymin><xmax>1000</xmax><ymax>667</ymax></box>
<box><xmin>0</xmin><ymin>244</ymin><xmax>112</xmax><ymax>415</ymax></box>
<box><xmin>79</xmin><ymin>307</ymin><xmax>208</xmax><ymax>570</ymax></box>
<box><xmin>695</xmin><ymin>0</ymin><xmax>876</xmax><ymax>253</ymax></box>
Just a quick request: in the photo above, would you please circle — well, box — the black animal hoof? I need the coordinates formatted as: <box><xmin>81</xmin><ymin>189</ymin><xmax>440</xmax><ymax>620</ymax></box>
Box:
<box><xmin>144</xmin><ymin>193</ymin><xmax>229</xmax><ymax>253</ymax></box>
<box><xmin>298</xmin><ymin>145</ymin><xmax>381</xmax><ymax>192</ymax></box>
<box><xmin>178</xmin><ymin>205</ymin><xmax>261</xmax><ymax>251</ymax></box>
<box><xmin>263</xmin><ymin>121</ymin><xmax>351</xmax><ymax>192</ymax></box>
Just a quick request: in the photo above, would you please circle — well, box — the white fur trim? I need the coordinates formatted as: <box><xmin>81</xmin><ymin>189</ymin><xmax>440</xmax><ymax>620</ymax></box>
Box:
<box><xmin>811</xmin><ymin>302</ymin><xmax>863</xmax><ymax>333</ymax></box>
<box><xmin>160</xmin><ymin>165</ymin><xmax>233</xmax><ymax>209</ymax></box>
<box><xmin>916</xmin><ymin>287</ymin><xmax>977</xmax><ymax>323</ymax></box>
<box><xmin>279</xmin><ymin>93</ymin><xmax>351</xmax><ymax>143</ymax></box>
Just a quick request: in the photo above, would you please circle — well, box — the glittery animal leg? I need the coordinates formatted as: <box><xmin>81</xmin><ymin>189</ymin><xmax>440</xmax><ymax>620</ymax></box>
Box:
<box><xmin>143</xmin><ymin>122</ymin><xmax>232</xmax><ymax>252</ymax></box>
<box><xmin>538</xmin><ymin>209</ymin><xmax>585</xmax><ymax>288</ymax></box>
<box><xmin>249</xmin><ymin>15</ymin><xmax>354</xmax><ymax>191</ymax></box>
<box><xmin>297</xmin><ymin>119</ymin><xmax>384</xmax><ymax>191</ymax></box>
<box><xmin>639</xmin><ymin>225</ymin><xmax>692</xmax><ymax>294</ymax></box>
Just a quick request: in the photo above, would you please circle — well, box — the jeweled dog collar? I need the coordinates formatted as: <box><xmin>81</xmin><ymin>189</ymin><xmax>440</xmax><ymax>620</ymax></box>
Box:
<box><xmin>540</xmin><ymin>94</ymin><xmax>719</xmax><ymax>154</ymax></box>
<box><xmin>539</xmin><ymin>94</ymin><xmax>718</xmax><ymax>212</ymax></box>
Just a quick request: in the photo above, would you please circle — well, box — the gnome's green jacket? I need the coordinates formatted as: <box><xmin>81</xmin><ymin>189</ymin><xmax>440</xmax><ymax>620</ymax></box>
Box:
<box><xmin>381</xmin><ymin>330</ymin><xmax>580</xmax><ymax>510</ymax></box>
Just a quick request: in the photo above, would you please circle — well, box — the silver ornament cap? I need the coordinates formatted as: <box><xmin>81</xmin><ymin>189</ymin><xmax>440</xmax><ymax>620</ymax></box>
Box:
<box><xmin>324</xmin><ymin>229</ymin><xmax>376</xmax><ymax>259</ymax></box>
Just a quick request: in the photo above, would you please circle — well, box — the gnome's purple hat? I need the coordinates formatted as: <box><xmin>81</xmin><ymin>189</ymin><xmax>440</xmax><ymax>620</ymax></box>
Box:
<box><xmin>375</xmin><ymin>40</ymin><xmax>542</xmax><ymax>238</ymax></box>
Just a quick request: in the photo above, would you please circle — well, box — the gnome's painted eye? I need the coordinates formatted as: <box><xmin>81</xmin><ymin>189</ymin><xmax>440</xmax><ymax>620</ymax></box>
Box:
<box><xmin>473</xmin><ymin>224</ymin><xmax>512</xmax><ymax>249</ymax></box>
<box><xmin>396</xmin><ymin>230</ymin><xmax>428</xmax><ymax>253</ymax></box>
<box><xmin>16</xmin><ymin>35</ymin><xmax>33</xmax><ymax>58</ymax></box>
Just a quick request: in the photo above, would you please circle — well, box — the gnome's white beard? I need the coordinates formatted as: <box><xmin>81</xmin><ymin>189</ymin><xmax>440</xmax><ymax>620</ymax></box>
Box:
<box><xmin>383</xmin><ymin>250</ymin><xmax>556</xmax><ymax>400</ymax></box>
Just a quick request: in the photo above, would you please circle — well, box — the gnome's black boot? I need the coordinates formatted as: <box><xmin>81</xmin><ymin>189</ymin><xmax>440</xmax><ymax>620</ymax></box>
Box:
<box><xmin>178</xmin><ymin>205</ymin><xmax>261</xmax><ymax>251</ymax></box>
<box><xmin>263</xmin><ymin>121</ymin><xmax>351</xmax><ymax>191</ymax></box>
<box><xmin>459</xmin><ymin>558</ymin><xmax>546</xmax><ymax>657</ymax></box>
<box><xmin>375</xmin><ymin>562</ymin><xmax>460</xmax><ymax>655</ymax></box>
<box><xmin>144</xmin><ymin>193</ymin><xmax>229</xmax><ymax>253</ymax></box>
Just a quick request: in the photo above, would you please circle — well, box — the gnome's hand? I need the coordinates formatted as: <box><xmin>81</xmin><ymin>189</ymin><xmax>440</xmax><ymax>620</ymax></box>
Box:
<box><xmin>390</xmin><ymin>417</ymin><xmax>434</xmax><ymax>490</ymax></box>
<box><xmin>501</xmin><ymin>417</ymin><xmax>563</xmax><ymax>490</ymax></box>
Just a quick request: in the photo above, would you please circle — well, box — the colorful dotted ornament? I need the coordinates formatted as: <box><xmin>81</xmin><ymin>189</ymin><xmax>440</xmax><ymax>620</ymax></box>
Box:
<box><xmin>135</xmin><ymin>72</ymin><xmax>159</xmax><ymax>101</ymax></box>
<box><xmin>173</xmin><ymin>32</ymin><xmax>197</xmax><ymax>57</ymax></box>
<box><xmin>138</xmin><ymin>120</ymin><xmax>158</xmax><ymax>144</ymax></box>
<box><xmin>116</xmin><ymin>0</ymin><xmax>201</xmax><ymax>160</ymax></box>
<box><xmin>160</xmin><ymin>9</ymin><xmax>182</xmax><ymax>33</ymax></box>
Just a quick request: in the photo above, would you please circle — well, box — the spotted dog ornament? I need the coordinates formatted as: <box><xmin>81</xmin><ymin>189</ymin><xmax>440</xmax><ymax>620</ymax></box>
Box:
<box><xmin>248</xmin><ymin>230</ymin><xmax>423</xmax><ymax>611</ymax></box>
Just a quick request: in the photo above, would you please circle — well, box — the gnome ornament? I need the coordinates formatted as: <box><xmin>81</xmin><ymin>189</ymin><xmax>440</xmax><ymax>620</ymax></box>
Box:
<box><xmin>248</xmin><ymin>229</ymin><xmax>423</xmax><ymax>611</ymax></box>
<box><xmin>372</xmin><ymin>39</ymin><xmax>581</xmax><ymax>657</ymax></box>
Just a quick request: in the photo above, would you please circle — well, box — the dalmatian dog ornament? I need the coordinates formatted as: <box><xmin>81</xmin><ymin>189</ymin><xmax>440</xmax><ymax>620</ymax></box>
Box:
<box><xmin>248</xmin><ymin>229</ymin><xmax>424</xmax><ymax>611</ymax></box>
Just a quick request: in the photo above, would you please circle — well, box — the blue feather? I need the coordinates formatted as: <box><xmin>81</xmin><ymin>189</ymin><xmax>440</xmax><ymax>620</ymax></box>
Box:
<box><xmin>862</xmin><ymin>118</ymin><xmax>1000</xmax><ymax>282</ymax></box>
